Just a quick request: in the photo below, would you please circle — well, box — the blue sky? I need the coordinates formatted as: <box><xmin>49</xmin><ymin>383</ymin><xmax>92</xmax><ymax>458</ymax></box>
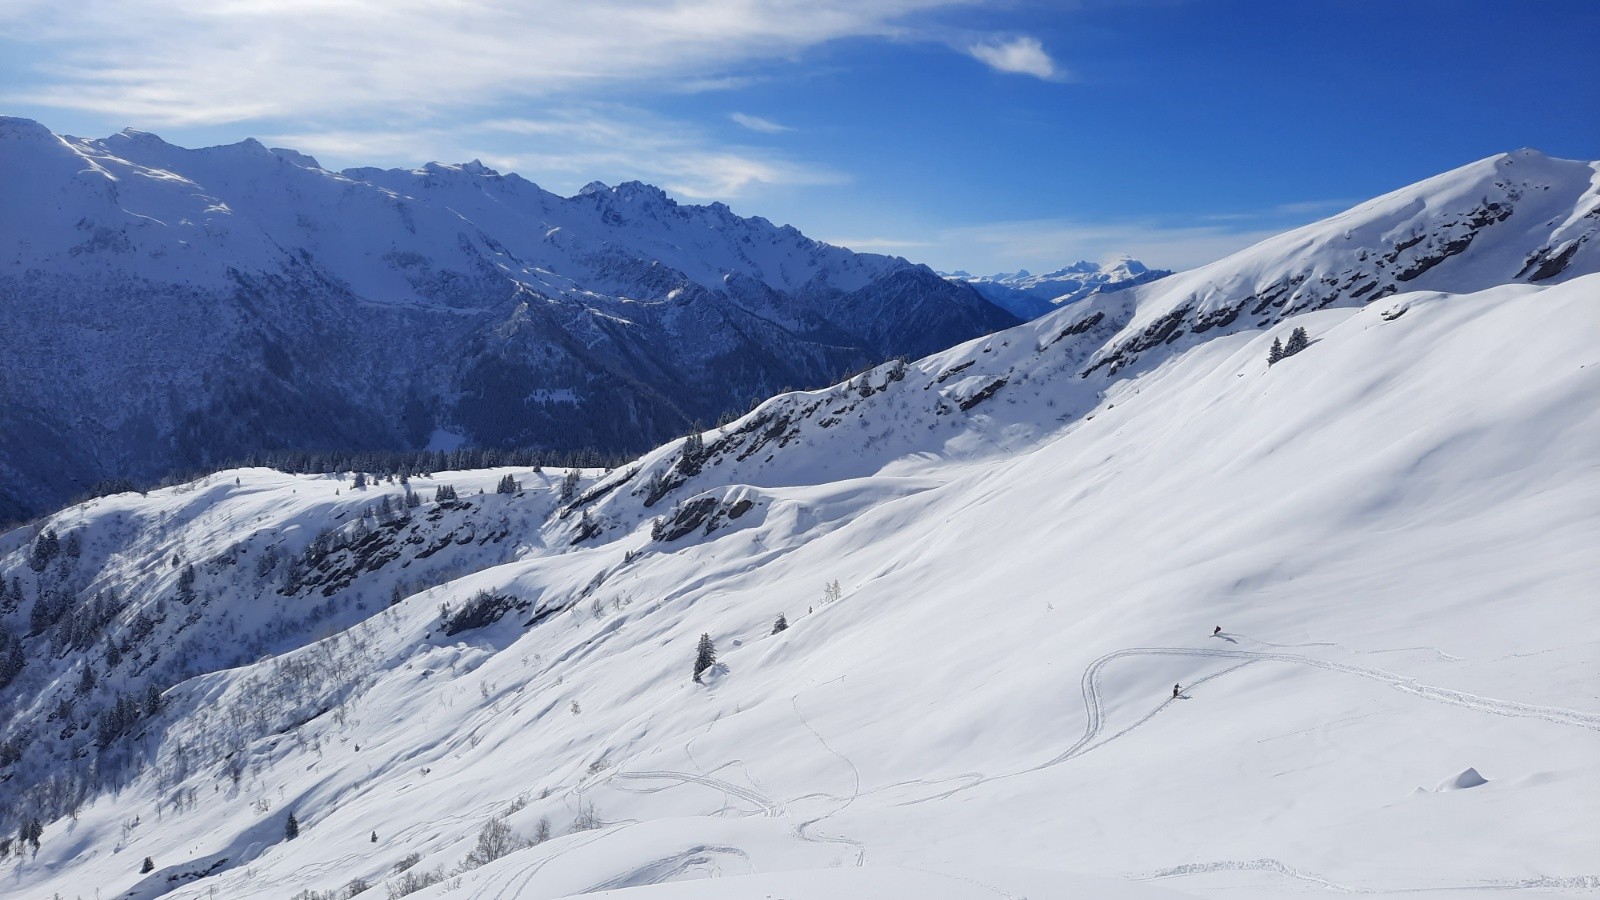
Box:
<box><xmin>3</xmin><ymin>0</ymin><xmax>1596</xmax><ymax>273</ymax></box>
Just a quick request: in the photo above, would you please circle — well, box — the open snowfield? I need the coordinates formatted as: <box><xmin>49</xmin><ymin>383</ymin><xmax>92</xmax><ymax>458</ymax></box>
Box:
<box><xmin>2</xmin><ymin>153</ymin><xmax>1597</xmax><ymax>900</ymax></box>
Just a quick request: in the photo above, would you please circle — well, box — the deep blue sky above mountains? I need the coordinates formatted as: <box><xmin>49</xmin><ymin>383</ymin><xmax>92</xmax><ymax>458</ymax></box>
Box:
<box><xmin>3</xmin><ymin>0</ymin><xmax>1595</xmax><ymax>272</ymax></box>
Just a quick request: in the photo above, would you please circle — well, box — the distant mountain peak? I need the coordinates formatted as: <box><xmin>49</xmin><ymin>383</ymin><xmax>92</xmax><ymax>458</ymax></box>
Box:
<box><xmin>945</xmin><ymin>257</ymin><xmax>1173</xmax><ymax>319</ymax></box>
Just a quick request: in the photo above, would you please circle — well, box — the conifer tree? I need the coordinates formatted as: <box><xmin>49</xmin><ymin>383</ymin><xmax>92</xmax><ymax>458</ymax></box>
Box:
<box><xmin>285</xmin><ymin>811</ymin><xmax>300</xmax><ymax>840</ymax></box>
<box><xmin>693</xmin><ymin>633</ymin><xmax>717</xmax><ymax>682</ymax></box>
<box><xmin>1268</xmin><ymin>336</ymin><xmax>1285</xmax><ymax>365</ymax></box>
<box><xmin>141</xmin><ymin>856</ymin><xmax>155</xmax><ymax>873</ymax></box>
<box><xmin>1285</xmin><ymin>326</ymin><xmax>1310</xmax><ymax>356</ymax></box>
<box><xmin>771</xmin><ymin>614</ymin><xmax>788</xmax><ymax>634</ymax></box>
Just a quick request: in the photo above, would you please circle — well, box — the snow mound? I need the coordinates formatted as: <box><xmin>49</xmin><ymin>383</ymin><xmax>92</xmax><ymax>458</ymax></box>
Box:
<box><xmin>1437</xmin><ymin>767</ymin><xmax>1490</xmax><ymax>791</ymax></box>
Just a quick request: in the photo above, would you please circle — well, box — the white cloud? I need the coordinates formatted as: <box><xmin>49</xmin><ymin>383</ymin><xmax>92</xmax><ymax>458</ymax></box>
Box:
<box><xmin>730</xmin><ymin>112</ymin><xmax>794</xmax><ymax>134</ymax></box>
<box><xmin>967</xmin><ymin>35</ymin><xmax>1060</xmax><ymax>80</ymax></box>
<box><xmin>270</xmin><ymin>107</ymin><xmax>845</xmax><ymax>200</ymax></box>
<box><xmin>482</xmin><ymin>110</ymin><xmax>844</xmax><ymax>198</ymax></box>
<box><xmin>1</xmin><ymin>0</ymin><xmax>972</xmax><ymax>126</ymax></box>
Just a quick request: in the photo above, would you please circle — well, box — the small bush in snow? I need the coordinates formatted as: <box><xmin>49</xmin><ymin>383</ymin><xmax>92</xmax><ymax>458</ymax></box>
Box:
<box><xmin>460</xmin><ymin>815</ymin><xmax>523</xmax><ymax>869</ymax></box>
<box><xmin>386</xmin><ymin>865</ymin><xmax>446</xmax><ymax>899</ymax></box>
<box><xmin>391</xmin><ymin>852</ymin><xmax>422</xmax><ymax>874</ymax></box>
<box><xmin>572</xmin><ymin>800</ymin><xmax>602</xmax><ymax>832</ymax></box>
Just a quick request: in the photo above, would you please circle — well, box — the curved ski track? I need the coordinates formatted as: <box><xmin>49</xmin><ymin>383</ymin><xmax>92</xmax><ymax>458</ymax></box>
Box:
<box><xmin>470</xmin><ymin>641</ymin><xmax>1595</xmax><ymax>898</ymax></box>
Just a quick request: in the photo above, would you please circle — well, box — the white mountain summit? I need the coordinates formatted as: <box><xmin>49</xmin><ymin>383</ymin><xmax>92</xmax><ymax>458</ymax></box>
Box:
<box><xmin>0</xmin><ymin>149</ymin><xmax>1596</xmax><ymax>899</ymax></box>
<box><xmin>945</xmin><ymin>257</ymin><xmax>1173</xmax><ymax>319</ymax></box>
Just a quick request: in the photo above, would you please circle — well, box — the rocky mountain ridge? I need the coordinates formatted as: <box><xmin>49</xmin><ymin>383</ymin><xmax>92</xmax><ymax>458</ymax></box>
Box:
<box><xmin>0</xmin><ymin>117</ymin><xmax>1017</xmax><ymax>522</ymax></box>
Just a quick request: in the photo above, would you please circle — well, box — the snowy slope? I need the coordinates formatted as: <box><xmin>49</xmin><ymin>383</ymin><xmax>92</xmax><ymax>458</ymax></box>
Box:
<box><xmin>0</xmin><ymin>117</ymin><xmax>1016</xmax><ymax>521</ymax></box>
<box><xmin>2</xmin><ymin>153</ymin><xmax>1597</xmax><ymax>900</ymax></box>
<box><xmin>947</xmin><ymin>258</ymin><xmax>1172</xmax><ymax>319</ymax></box>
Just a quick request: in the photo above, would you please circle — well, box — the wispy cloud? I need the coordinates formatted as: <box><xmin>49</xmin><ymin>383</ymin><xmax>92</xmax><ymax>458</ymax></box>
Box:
<box><xmin>967</xmin><ymin>36</ymin><xmax>1062</xmax><ymax>80</ymax></box>
<box><xmin>269</xmin><ymin>107</ymin><xmax>844</xmax><ymax>199</ymax></box>
<box><xmin>730</xmin><ymin>112</ymin><xmax>794</xmax><ymax>134</ymax></box>
<box><xmin>824</xmin><ymin>236</ymin><xmax>936</xmax><ymax>253</ymax></box>
<box><xmin>829</xmin><ymin>208</ymin><xmax>1337</xmax><ymax>274</ymax></box>
<box><xmin>1</xmin><ymin>0</ymin><xmax>976</xmax><ymax>126</ymax></box>
<box><xmin>484</xmin><ymin>110</ymin><xmax>844</xmax><ymax>198</ymax></box>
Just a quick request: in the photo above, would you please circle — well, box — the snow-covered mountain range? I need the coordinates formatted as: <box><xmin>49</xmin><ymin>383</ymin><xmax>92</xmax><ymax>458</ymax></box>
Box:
<box><xmin>0</xmin><ymin>117</ymin><xmax>1017</xmax><ymax>523</ymax></box>
<box><xmin>944</xmin><ymin>258</ymin><xmax>1171</xmax><ymax>319</ymax></box>
<box><xmin>1</xmin><ymin>149</ymin><xmax>1597</xmax><ymax>900</ymax></box>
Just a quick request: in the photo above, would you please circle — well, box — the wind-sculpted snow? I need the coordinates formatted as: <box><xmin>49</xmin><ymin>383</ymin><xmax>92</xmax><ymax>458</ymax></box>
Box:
<box><xmin>0</xmin><ymin>116</ymin><xmax>1015</xmax><ymax>520</ymax></box>
<box><xmin>2</xmin><ymin>157</ymin><xmax>1597</xmax><ymax>899</ymax></box>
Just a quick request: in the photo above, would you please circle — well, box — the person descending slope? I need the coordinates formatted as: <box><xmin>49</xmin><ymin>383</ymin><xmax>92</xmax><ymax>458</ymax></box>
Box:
<box><xmin>1173</xmin><ymin>683</ymin><xmax>1182</xmax><ymax>699</ymax></box>
<box><xmin>1214</xmin><ymin>626</ymin><xmax>1223</xmax><ymax>636</ymax></box>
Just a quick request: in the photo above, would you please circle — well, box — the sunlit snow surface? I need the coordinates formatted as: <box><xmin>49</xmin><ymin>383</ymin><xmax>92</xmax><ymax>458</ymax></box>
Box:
<box><xmin>2</xmin><ymin>151</ymin><xmax>1598</xmax><ymax>899</ymax></box>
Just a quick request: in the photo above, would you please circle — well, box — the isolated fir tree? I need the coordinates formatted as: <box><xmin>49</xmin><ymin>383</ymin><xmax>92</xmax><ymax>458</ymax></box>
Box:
<box><xmin>771</xmin><ymin>614</ymin><xmax>788</xmax><ymax>634</ymax></box>
<box><xmin>20</xmin><ymin>818</ymin><xmax>42</xmax><ymax>853</ymax></box>
<box><xmin>176</xmin><ymin>564</ymin><xmax>197</xmax><ymax>604</ymax></box>
<box><xmin>0</xmin><ymin>636</ymin><xmax>23</xmax><ymax>690</ymax></box>
<box><xmin>693</xmin><ymin>633</ymin><xmax>717</xmax><ymax>682</ymax></box>
<box><xmin>1285</xmin><ymin>326</ymin><xmax>1310</xmax><ymax>356</ymax></box>
<box><xmin>140</xmin><ymin>856</ymin><xmax>154</xmax><ymax>873</ymax></box>
<box><xmin>28</xmin><ymin>530</ymin><xmax>59</xmax><ymax>572</ymax></box>
<box><xmin>1267</xmin><ymin>336</ymin><xmax>1285</xmax><ymax>365</ymax></box>
<box><xmin>370</xmin><ymin>830</ymin><xmax>378</xmax><ymax>843</ymax></box>
<box><xmin>352</xmin><ymin>472</ymin><xmax>367</xmax><ymax>489</ymax></box>
<box><xmin>284</xmin><ymin>811</ymin><xmax>300</xmax><ymax>841</ymax></box>
<box><xmin>680</xmin><ymin>430</ymin><xmax>707</xmax><ymax>476</ymax></box>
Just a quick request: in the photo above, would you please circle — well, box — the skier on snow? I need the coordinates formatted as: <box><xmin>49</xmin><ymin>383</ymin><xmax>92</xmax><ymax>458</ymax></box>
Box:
<box><xmin>1172</xmin><ymin>683</ymin><xmax>1182</xmax><ymax>699</ymax></box>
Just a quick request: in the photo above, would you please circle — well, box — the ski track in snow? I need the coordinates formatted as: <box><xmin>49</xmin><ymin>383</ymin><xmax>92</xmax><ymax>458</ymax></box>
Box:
<box><xmin>893</xmin><ymin>643</ymin><xmax>1599</xmax><ymax>810</ymax></box>
<box><xmin>578</xmin><ymin>844</ymin><xmax>755</xmax><ymax>892</ymax></box>
<box><xmin>1240</xmin><ymin>634</ymin><xmax>1466</xmax><ymax>663</ymax></box>
<box><xmin>1132</xmin><ymin>859</ymin><xmax>1600</xmax><ymax>894</ymax></box>
<box><xmin>481</xmin><ymin>822</ymin><xmax>639</xmax><ymax>900</ymax></box>
<box><xmin>610</xmin><ymin>769</ymin><xmax>784</xmax><ymax>818</ymax></box>
<box><xmin>790</xmin><ymin>696</ymin><xmax>867</xmax><ymax>867</ymax></box>
<box><xmin>1134</xmin><ymin>858</ymin><xmax>1364</xmax><ymax>893</ymax></box>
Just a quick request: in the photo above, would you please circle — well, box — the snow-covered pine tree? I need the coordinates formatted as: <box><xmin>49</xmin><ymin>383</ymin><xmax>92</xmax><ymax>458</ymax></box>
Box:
<box><xmin>140</xmin><ymin>856</ymin><xmax>154</xmax><ymax>873</ymax></box>
<box><xmin>1285</xmin><ymin>326</ymin><xmax>1310</xmax><ymax>356</ymax></box>
<box><xmin>1268</xmin><ymin>336</ymin><xmax>1285</xmax><ymax>365</ymax></box>
<box><xmin>28</xmin><ymin>530</ymin><xmax>59</xmax><ymax>572</ymax></box>
<box><xmin>497</xmin><ymin>474</ymin><xmax>518</xmax><ymax>494</ymax></box>
<box><xmin>693</xmin><ymin>633</ymin><xmax>717</xmax><ymax>681</ymax></box>
<box><xmin>284</xmin><ymin>811</ymin><xmax>299</xmax><ymax>840</ymax></box>
<box><xmin>772</xmin><ymin>614</ymin><xmax>788</xmax><ymax>634</ymax></box>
